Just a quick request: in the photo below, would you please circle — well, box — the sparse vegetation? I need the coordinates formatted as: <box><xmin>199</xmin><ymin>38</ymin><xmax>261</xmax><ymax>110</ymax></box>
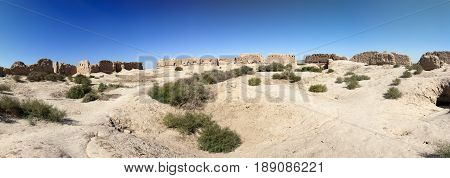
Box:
<box><xmin>309</xmin><ymin>84</ymin><xmax>327</xmax><ymax>93</ymax></box>
<box><xmin>344</xmin><ymin>74</ymin><xmax>370</xmax><ymax>82</ymax></box>
<box><xmin>82</xmin><ymin>92</ymin><xmax>100</xmax><ymax>103</ymax></box>
<box><xmin>98</xmin><ymin>83</ymin><xmax>108</xmax><ymax>92</ymax></box>
<box><xmin>344</xmin><ymin>71</ymin><xmax>355</xmax><ymax>76</ymax></box>
<box><xmin>345</xmin><ymin>80</ymin><xmax>360</xmax><ymax>90</ymax></box>
<box><xmin>296</xmin><ymin>66</ymin><xmax>322</xmax><ymax>73</ymax></box>
<box><xmin>393</xmin><ymin>64</ymin><xmax>400</xmax><ymax>68</ymax></box>
<box><xmin>149</xmin><ymin>79</ymin><xmax>211</xmax><ymax>109</ymax></box>
<box><xmin>163</xmin><ymin>112</ymin><xmax>241</xmax><ymax>153</ymax></box>
<box><xmin>73</xmin><ymin>75</ymin><xmax>92</xmax><ymax>86</ymax></box>
<box><xmin>327</xmin><ymin>69</ymin><xmax>334</xmax><ymax>73</ymax></box>
<box><xmin>391</xmin><ymin>78</ymin><xmax>401</xmax><ymax>86</ymax></box>
<box><xmin>428</xmin><ymin>144</ymin><xmax>450</xmax><ymax>158</ymax></box>
<box><xmin>335</xmin><ymin>77</ymin><xmax>344</xmax><ymax>84</ymax></box>
<box><xmin>0</xmin><ymin>84</ymin><xmax>11</xmax><ymax>93</ymax></box>
<box><xmin>163</xmin><ymin>112</ymin><xmax>213</xmax><ymax>135</ymax></box>
<box><xmin>198</xmin><ymin>123</ymin><xmax>242</xmax><ymax>153</ymax></box>
<box><xmin>66</xmin><ymin>85</ymin><xmax>91</xmax><ymax>99</ymax></box>
<box><xmin>248</xmin><ymin>78</ymin><xmax>261</xmax><ymax>86</ymax></box>
<box><xmin>0</xmin><ymin>96</ymin><xmax>65</xmax><ymax>122</ymax></box>
<box><xmin>44</xmin><ymin>73</ymin><xmax>65</xmax><ymax>82</ymax></box>
<box><xmin>272</xmin><ymin>71</ymin><xmax>301</xmax><ymax>83</ymax></box>
<box><xmin>257</xmin><ymin>62</ymin><xmax>285</xmax><ymax>72</ymax></box>
<box><xmin>400</xmin><ymin>71</ymin><xmax>412</xmax><ymax>78</ymax></box>
<box><xmin>175</xmin><ymin>66</ymin><xmax>183</xmax><ymax>71</ymax></box>
<box><xmin>384</xmin><ymin>87</ymin><xmax>402</xmax><ymax>99</ymax></box>
<box><xmin>27</xmin><ymin>72</ymin><xmax>65</xmax><ymax>82</ymax></box>
<box><xmin>413</xmin><ymin>66</ymin><xmax>423</xmax><ymax>75</ymax></box>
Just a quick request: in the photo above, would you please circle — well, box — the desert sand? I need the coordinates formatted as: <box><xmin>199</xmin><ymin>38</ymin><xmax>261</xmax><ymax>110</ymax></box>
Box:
<box><xmin>0</xmin><ymin>60</ymin><xmax>449</xmax><ymax>158</ymax></box>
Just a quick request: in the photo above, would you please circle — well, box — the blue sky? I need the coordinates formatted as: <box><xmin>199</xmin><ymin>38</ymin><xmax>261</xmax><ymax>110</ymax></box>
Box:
<box><xmin>0</xmin><ymin>0</ymin><xmax>449</xmax><ymax>68</ymax></box>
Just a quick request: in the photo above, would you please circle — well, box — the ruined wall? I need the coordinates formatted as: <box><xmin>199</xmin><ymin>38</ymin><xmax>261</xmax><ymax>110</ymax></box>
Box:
<box><xmin>0</xmin><ymin>67</ymin><xmax>5</xmax><ymax>77</ymax></box>
<box><xmin>266</xmin><ymin>54</ymin><xmax>296</xmax><ymax>65</ymax></box>
<box><xmin>54</xmin><ymin>61</ymin><xmax>77</xmax><ymax>76</ymax></box>
<box><xmin>419</xmin><ymin>51</ymin><xmax>450</xmax><ymax>71</ymax></box>
<box><xmin>29</xmin><ymin>59</ymin><xmax>54</xmax><ymax>74</ymax></box>
<box><xmin>350</xmin><ymin>51</ymin><xmax>411</xmax><ymax>65</ymax></box>
<box><xmin>10</xmin><ymin>61</ymin><xmax>30</xmax><ymax>75</ymax></box>
<box><xmin>236</xmin><ymin>54</ymin><xmax>263</xmax><ymax>64</ymax></box>
<box><xmin>304</xmin><ymin>54</ymin><xmax>347</xmax><ymax>63</ymax></box>
<box><xmin>77</xmin><ymin>60</ymin><xmax>91</xmax><ymax>75</ymax></box>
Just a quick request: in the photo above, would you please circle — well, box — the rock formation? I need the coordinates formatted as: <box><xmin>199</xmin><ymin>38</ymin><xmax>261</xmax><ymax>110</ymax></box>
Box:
<box><xmin>99</xmin><ymin>60</ymin><xmax>114</xmax><ymax>74</ymax></box>
<box><xmin>10</xmin><ymin>61</ymin><xmax>30</xmax><ymax>75</ymax></box>
<box><xmin>419</xmin><ymin>51</ymin><xmax>450</xmax><ymax>71</ymax></box>
<box><xmin>29</xmin><ymin>58</ymin><xmax>54</xmax><ymax>74</ymax></box>
<box><xmin>266</xmin><ymin>54</ymin><xmax>296</xmax><ymax>65</ymax></box>
<box><xmin>0</xmin><ymin>67</ymin><xmax>5</xmax><ymax>77</ymax></box>
<box><xmin>53</xmin><ymin>62</ymin><xmax>77</xmax><ymax>76</ymax></box>
<box><xmin>304</xmin><ymin>54</ymin><xmax>347</xmax><ymax>69</ymax></box>
<box><xmin>77</xmin><ymin>60</ymin><xmax>91</xmax><ymax>75</ymax></box>
<box><xmin>350</xmin><ymin>51</ymin><xmax>412</xmax><ymax>66</ymax></box>
<box><xmin>236</xmin><ymin>54</ymin><xmax>263</xmax><ymax>64</ymax></box>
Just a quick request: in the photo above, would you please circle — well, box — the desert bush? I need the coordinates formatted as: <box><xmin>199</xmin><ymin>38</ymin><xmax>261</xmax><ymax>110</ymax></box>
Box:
<box><xmin>393</xmin><ymin>64</ymin><xmax>400</xmax><ymax>68</ymax></box>
<box><xmin>175</xmin><ymin>66</ymin><xmax>183</xmax><ymax>71</ymax></box>
<box><xmin>413</xmin><ymin>65</ymin><xmax>424</xmax><ymax>75</ymax></box>
<box><xmin>73</xmin><ymin>75</ymin><xmax>92</xmax><ymax>86</ymax></box>
<box><xmin>296</xmin><ymin>66</ymin><xmax>322</xmax><ymax>73</ymax></box>
<box><xmin>384</xmin><ymin>87</ymin><xmax>402</xmax><ymax>99</ymax></box>
<box><xmin>344</xmin><ymin>71</ymin><xmax>355</xmax><ymax>76</ymax></box>
<box><xmin>400</xmin><ymin>71</ymin><xmax>412</xmax><ymax>78</ymax></box>
<box><xmin>198</xmin><ymin>123</ymin><xmax>242</xmax><ymax>153</ymax></box>
<box><xmin>199</xmin><ymin>66</ymin><xmax>253</xmax><ymax>85</ymax></box>
<box><xmin>335</xmin><ymin>77</ymin><xmax>344</xmax><ymax>84</ymax></box>
<box><xmin>82</xmin><ymin>92</ymin><xmax>100</xmax><ymax>103</ymax></box>
<box><xmin>66</xmin><ymin>85</ymin><xmax>91</xmax><ymax>99</ymax></box>
<box><xmin>346</xmin><ymin>80</ymin><xmax>360</xmax><ymax>90</ymax></box>
<box><xmin>108</xmin><ymin>83</ymin><xmax>125</xmax><ymax>89</ymax></box>
<box><xmin>149</xmin><ymin>79</ymin><xmax>211</xmax><ymax>109</ymax></box>
<box><xmin>272</xmin><ymin>73</ymin><xmax>282</xmax><ymax>80</ymax></box>
<box><xmin>309</xmin><ymin>84</ymin><xmax>328</xmax><ymax>93</ymax></box>
<box><xmin>327</xmin><ymin>69</ymin><xmax>334</xmax><ymax>73</ymax></box>
<box><xmin>13</xmin><ymin>75</ymin><xmax>22</xmax><ymax>82</ymax></box>
<box><xmin>344</xmin><ymin>74</ymin><xmax>370</xmax><ymax>82</ymax></box>
<box><xmin>21</xmin><ymin>99</ymin><xmax>66</xmax><ymax>122</ymax></box>
<box><xmin>98</xmin><ymin>83</ymin><xmax>108</xmax><ymax>92</ymax></box>
<box><xmin>257</xmin><ymin>62</ymin><xmax>285</xmax><ymax>72</ymax></box>
<box><xmin>430</xmin><ymin>144</ymin><xmax>450</xmax><ymax>158</ymax></box>
<box><xmin>27</xmin><ymin>72</ymin><xmax>47</xmax><ymax>82</ymax></box>
<box><xmin>163</xmin><ymin>112</ymin><xmax>213</xmax><ymax>135</ymax></box>
<box><xmin>0</xmin><ymin>96</ymin><xmax>23</xmax><ymax>116</ymax></box>
<box><xmin>248</xmin><ymin>78</ymin><xmax>261</xmax><ymax>86</ymax></box>
<box><xmin>391</xmin><ymin>78</ymin><xmax>401</xmax><ymax>86</ymax></box>
<box><xmin>44</xmin><ymin>73</ymin><xmax>65</xmax><ymax>82</ymax></box>
<box><xmin>0</xmin><ymin>84</ymin><xmax>11</xmax><ymax>93</ymax></box>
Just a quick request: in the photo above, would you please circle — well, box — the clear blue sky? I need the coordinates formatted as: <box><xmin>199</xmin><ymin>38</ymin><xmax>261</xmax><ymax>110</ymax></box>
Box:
<box><xmin>1</xmin><ymin>0</ymin><xmax>449</xmax><ymax>68</ymax></box>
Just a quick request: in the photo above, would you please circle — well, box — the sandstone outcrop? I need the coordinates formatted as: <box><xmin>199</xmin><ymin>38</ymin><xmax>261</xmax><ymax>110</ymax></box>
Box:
<box><xmin>350</xmin><ymin>51</ymin><xmax>412</xmax><ymax>66</ymax></box>
<box><xmin>10</xmin><ymin>61</ymin><xmax>30</xmax><ymax>75</ymax></box>
<box><xmin>418</xmin><ymin>51</ymin><xmax>450</xmax><ymax>71</ymax></box>
<box><xmin>29</xmin><ymin>58</ymin><xmax>54</xmax><ymax>74</ymax></box>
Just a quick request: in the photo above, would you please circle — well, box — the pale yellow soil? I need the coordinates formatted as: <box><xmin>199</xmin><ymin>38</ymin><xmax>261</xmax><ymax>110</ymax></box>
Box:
<box><xmin>0</xmin><ymin>61</ymin><xmax>449</xmax><ymax>157</ymax></box>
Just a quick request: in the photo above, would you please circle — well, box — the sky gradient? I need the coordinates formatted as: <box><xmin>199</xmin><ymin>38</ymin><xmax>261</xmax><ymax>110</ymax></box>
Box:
<box><xmin>1</xmin><ymin>0</ymin><xmax>449</xmax><ymax>68</ymax></box>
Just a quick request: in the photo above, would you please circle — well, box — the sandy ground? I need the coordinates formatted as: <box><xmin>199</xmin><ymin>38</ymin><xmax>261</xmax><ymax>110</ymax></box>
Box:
<box><xmin>0</xmin><ymin>61</ymin><xmax>449</xmax><ymax>158</ymax></box>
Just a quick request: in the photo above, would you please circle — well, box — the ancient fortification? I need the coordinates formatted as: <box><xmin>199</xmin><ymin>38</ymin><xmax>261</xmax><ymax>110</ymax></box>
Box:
<box><xmin>350</xmin><ymin>51</ymin><xmax>412</xmax><ymax>66</ymax></box>
<box><xmin>156</xmin><ymin>54</ymin><xmax>296</xmax><ymax>68</ymax></box>
<box><xmin>0</xmin><ymin>59</ymin><xmax>143</xmax><ymax>76</ymax></box>
<box><xmin>419</xmin><ymin>51</ymin><xmax>450</xmax><ymax>71</ymax></box>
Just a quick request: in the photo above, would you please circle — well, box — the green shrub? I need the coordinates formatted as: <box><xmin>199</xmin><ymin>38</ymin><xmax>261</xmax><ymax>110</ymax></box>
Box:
<box><xmin>0</xmin><ymin>96</ymin><xmax>23</xmax><ymax>116</ymax></box>
<box><xmin>393</xmin><ymin>64</ymin><xmax>400</xmax><ymax>68</ymax></box>
<box><xmin>198</xmin><ymin>124</ymin><xmax>242</xmax><ymax>153</ymax></box>
<box><xmin>346</xmin><ymin>80</ymin><xmax>360</xmax><ymax>90</ymax></box>
<box><xmin>248</xmin><ymin>78</ymin><xmax>261</xmax><ymax>86</ymax></box>
<box><xmin>344</xmin><ymin>71</ymin><xmax>355</xmax><ymax>76</ymax></box>
<box><xmin>391</xmin><ymin>78</ymin><xmax>401</xmax><ymax>86</ymax></box>
<box><xmin>198</xmin><ymin>66</ymin><xmax>253</xmax><ymax>85</ymax></box>
<box><xmin>257</xmin><ymin>62</ymin><xmax>285</xmax><ymax>72</ymax></box>
<box><xmin>297</xmin><ymin>66</ymin><xmax>322</xmax><ymax>73</ymax></box>
<box><xmin>21</xmin><ymin>99</ymin><xmax>66</xmax><ymax>122</ymax></box>
<box><xmin>272</xmin><ymin>73</ymin><xmax>282</xmax><ymax>80</ymax></box>
<box><xmin>431</xmin><ymin>144</ymin><xmax>450</xmax><ymax>158</ymax></box>
<box><xmin>82</xmin><ymin>92</ymin><xmax>100</xmax><ymax>103</ymax></box>
<box><xmin>27</xmin><ymin>72</ymin><xmax>47</xmax><ymax>82</ymax></box>
<box><xmin>384</xmin><ymin>87</ymin><xmax>402</xmax><ymax>99</ymax></box>
<box><xmin>73</xmin><ymin>75</ymin><xmax>92</xmax><ymax>86</ymax></box>
<box><xmin>163</xmin><ymin>112</ymin><xmax>213</xmax><ymax>135</ymax></box>
<box><xmin>400</xmin><ymin>71</ymin><xmax>412</xmax><ymax>78</ymax></box>
<box><xmin>98</xmin><ymin>83</ymin><xmax>108</xmax><ymax>92</ymax></box>
<box><xmin>108</xmin><ymin>83</ymin><xmax>125</xmax><ymax>89</ymax></box>
<box><xmin>149</xmin><ymin>79</ymin><xmax>211</xmax><ymax>109</ymax></box>
<box><xmin>413</xmin><ymin>65</ymin><xmax>424</xmax><ymax>75</ymax></box>
<box><xmin>335</xmin><ymin>77</ymin><xmax>344</xmax><ymax>84</ymax></box>
<box><xmin>327</xmin><ymin>69</ymin><xmax>334</xmax><ymax>73</ymax></box>
<box><xmin>44</xmin><ymin>73</ymin><xmax>65</xmax><ymax>82</ymax></box>
<box><xmin>66</xmin><ymin>85</ymin><xmax>91</xmax><ymax>99</ymax></box>
<box><xmin>175</xmin><ymin>66</ymin><xmax>183</xmax><ymax>71</ymax></box>
<box><xmin>309</xmin><ymin>84</ymin><xmax>328</xmax><ymax>93</ymax></box>
<box><xmin>344</xmin><ymin>74</ymin><xmax>370</xmax><ymax>82</ymax></box>
<box><xmin>13</xmin><ymin>75</ymin><xmax>22</xmax><ymax>82</ymax></box>
<box><xmin>0</xmin><ymin>84</ymin><xmax>11</xmax><ymax>93</ymax></box>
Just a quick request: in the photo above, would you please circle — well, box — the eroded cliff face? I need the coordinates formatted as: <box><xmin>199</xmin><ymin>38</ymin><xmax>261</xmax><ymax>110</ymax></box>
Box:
<box><xmin>155</xmin><ymin>53</ymin><xmax>296</xmax><ymax>68</ymax></box>
<box><xmin>350</xmin><ymin>51</ymin><xmax>412</xmax><ymax>66</ymax></box>
<box><xmin>419</xmin><ymin>51</ymin><xmax>450</xmax><ymax>71</ymax></box>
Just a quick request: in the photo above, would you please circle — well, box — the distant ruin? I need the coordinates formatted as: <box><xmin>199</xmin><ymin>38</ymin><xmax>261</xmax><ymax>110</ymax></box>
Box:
<box><xmin>76</xmin><ymin>60</ymin><xmax>143</xmax><ymax>75</ymax></box>
<box><xmin>304</xmin><ymin>54</ymin><xmax>347</xmax><ymax>68</ymax></box>
<box><xmin>419</xmin><ymin>51</ymin><xmax>450</xmax><ymax>71</ymax></box>
<box><xmin>156</xmin><ymin>54</ymin><xmax>296</xmax><ymax>68</ymax></box>
<box><xmin>350</xmin><ymin>51</ymin><xmax>412</xmax><ymax>66</ymax></box>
